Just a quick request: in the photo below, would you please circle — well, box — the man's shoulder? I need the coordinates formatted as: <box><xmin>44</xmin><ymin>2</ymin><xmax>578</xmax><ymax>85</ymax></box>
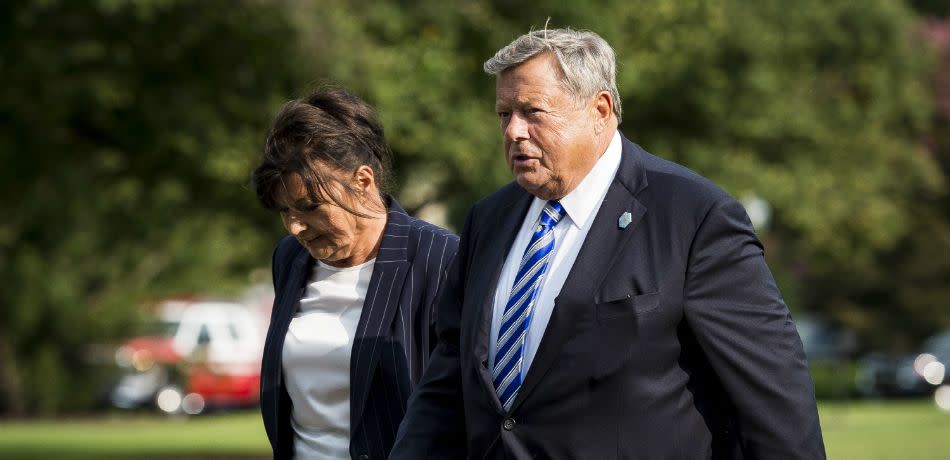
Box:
<box><xmin>473</xmin><ymin>181</ymin><xmax>526</xmax><ymax>212</ymax></box>
<box><xmin>628</xmin><ymin>141</ymin><xmax>733</xmax><ymax>206</ymax></box>
<box><xmin>448</xmin><ymin>182</ymin><xmax>527</xmax><ymax>241</ymax></box>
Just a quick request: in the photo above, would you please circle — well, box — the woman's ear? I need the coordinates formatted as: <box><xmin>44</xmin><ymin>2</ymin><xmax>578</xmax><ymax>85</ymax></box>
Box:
<box><xmin>351</xmin><ymin>165</ymin><xmax>386</xmax><ymax>214</ymax></box>
<box><xmin>353</xmin><ymin>165</ymin><xmax>376</xmax><ymax>193</ymax></box>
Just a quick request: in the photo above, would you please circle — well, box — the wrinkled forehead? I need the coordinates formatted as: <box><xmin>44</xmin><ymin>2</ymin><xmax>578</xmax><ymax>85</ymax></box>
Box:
<box><xmin>272</xmin><ymin>173</ymin><xmax>315</xmax><ymax>207</ymax></box>
<box><xmin>273</xmin><ymin>168</ymin><xmax>348</xmax><ymax>209</ymax></box>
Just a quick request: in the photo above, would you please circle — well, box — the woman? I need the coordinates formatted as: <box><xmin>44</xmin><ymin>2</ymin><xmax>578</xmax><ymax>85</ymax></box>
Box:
<box><xmin>251</xmin><ymin>89</ymin><xmax>458</xmax><ymax>459</ymax></box>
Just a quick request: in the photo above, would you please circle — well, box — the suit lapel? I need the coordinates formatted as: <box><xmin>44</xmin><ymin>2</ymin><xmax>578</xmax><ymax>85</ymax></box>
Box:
<box><xmin>350</xmin><ymin>200</ymin><xmax>411</xmax><ymax>434</ymax></box>
<box><xmin>473</xmin><ymin>190</ymin><xmax>535</xmax><ymax>404</ymax></box>
<box><xmin>511</xmin><ymin>136</ymin><xmax>648</xmax><ymax>411</ymax></box>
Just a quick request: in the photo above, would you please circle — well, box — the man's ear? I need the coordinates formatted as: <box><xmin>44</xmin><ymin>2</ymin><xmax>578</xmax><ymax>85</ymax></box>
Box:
<box><xmin>592</xmin><ymin>91</ymin><xmax>614</xmax><ymax>134</ymax></box>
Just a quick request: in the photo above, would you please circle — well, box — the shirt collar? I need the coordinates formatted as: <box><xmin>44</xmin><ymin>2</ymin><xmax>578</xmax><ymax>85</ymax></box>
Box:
<box><xmin>543</xmin><ymin>131</ymin><xmax>622</xmax><ymax>229</ymax></box>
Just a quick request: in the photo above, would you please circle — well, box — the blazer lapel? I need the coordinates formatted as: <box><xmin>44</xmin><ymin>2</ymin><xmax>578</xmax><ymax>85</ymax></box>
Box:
<box><xmin>511</xmin><ymin>136</ymin><xmax>648</xmax><ymax>411</ymax></box>
<box><xmin>270</xmin><ymin>248</ymin><xmax>313</xmax><ymax>377</ymax></box>
<box><xmin>473</xmin><ymin>189</ymin><xmax>535</xmax><ymax>405</ymax></box>
<box><xmin>264</xmin><ymin>244</ymin><xmax>312</xmax><ymax>425</ymax></box>
<box><xmin>349</xmin><ymin>200</ymin><xmax>411</xmax><ymax>434</ymax></box>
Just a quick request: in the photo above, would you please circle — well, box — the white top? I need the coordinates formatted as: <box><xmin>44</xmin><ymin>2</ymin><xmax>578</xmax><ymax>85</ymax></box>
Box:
<box><xmin>282</xmin><ymin>258</ymin><xmax>375</xmax><ymax>460</ymax></box>
<box><xmin>489</xmin><ymin>131</ymin><xmax>622</xmax><ymax>372</ymax></box>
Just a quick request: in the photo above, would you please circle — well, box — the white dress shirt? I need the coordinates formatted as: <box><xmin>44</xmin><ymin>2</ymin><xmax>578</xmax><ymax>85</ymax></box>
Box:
<box><xmin>489</xmin><ymin>131</ymin><xmax>622</xmax><ymax>373</ymax></box>
<box><xmin>282</xmin><ymin>258</ymin><xmax>375</xmax><ymax>460</ymax></box>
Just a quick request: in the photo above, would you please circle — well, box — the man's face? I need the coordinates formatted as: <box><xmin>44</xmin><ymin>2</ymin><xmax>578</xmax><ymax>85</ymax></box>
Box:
<box><xmin>495</xmin><ymin>53</ymin><xmax>601</xmax><ymax>201</ymax></box>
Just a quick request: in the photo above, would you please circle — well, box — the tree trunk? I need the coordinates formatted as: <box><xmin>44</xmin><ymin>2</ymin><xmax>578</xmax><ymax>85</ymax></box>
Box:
<box><xmin>0</xmin><ymin>333</ymin><xmax>24</xmax><ymax>416</ymax></box>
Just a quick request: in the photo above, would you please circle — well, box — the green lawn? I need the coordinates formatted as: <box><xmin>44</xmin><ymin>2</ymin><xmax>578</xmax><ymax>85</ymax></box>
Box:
<box><xmin>0</xmin><ymin>410</ymin><xmax>270</xmax><ymax>459</ymax></box>
<box><xmin>821</xmin><ymin>400</ymin><xmax>950</xmax><ymax>459</ymax></box>
<box><xmin>0</xmin><ymin>401</ymin><xmax>947</xmax><ymax>459</ymax></box>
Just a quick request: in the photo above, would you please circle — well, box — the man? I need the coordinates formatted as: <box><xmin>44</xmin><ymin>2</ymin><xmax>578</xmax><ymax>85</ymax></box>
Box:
<box><xmin>391</xmin><ymin>28</ymin><xmax>825</xmax><ymax>459</ymax></box>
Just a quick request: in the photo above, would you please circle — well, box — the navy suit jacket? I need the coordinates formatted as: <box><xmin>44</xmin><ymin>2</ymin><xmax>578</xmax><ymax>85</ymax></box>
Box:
<box><xmin>260</xmin><ymin>197</ymin><xmax>458</xmax><ymax>459</ymax></box>
<box><xmin>391</xmin><ymin>134</ymin><xmax>825</xmax><ymax>459</ymax></box>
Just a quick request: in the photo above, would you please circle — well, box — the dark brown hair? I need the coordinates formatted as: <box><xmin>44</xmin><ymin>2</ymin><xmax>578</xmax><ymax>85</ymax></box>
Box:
<box><xmin>251</xmin><ymin>88</ymin><xmax>393</xmax><ymax>215</ymax></box>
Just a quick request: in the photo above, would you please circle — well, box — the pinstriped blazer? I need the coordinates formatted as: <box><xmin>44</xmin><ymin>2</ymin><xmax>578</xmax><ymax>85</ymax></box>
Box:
<box><xmin>260</xmin><ymin>197</ymin><xmax>458</xmax><ymax>460</ymax></box>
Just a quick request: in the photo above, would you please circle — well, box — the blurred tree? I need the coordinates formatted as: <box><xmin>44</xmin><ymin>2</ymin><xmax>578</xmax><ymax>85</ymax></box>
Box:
<box><xmin>593</xmin><ymin>0</ymin><xmax>943</xmax><ymax>348</ymax></box>
<box><xmin>910</xmin><ymin>0</ymin><xmax>950</xmax><ymax>18</ymax></box>
<box><xmin>0</xmin><ymin>0</ymin><xmax>301</xmax><ymax>414</ymax></box>
<box><xmin>1</xmin><ymin>0</ymin><xmax>945</xmax><ymax>414</ymax></box>
<box><xmin>828</xmin><ymin>18</ymin><xmax>950</xmax><ymax>351</ymax></box>
<box><xmin>289</xmin><ymin>0</ymin><xmax>941</xmax><ymax>346</ymax></box>
<box><xmin>284</xmin><ymin>0</ymin><xmax>514</xmax><ymax>225</ymax></box>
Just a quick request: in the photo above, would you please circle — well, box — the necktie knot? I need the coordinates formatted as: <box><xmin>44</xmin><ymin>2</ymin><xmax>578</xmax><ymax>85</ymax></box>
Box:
<box><xmin>538</xmin><ymin>201</ymin><xmax>566</xmax><ymax>229</ymax></box>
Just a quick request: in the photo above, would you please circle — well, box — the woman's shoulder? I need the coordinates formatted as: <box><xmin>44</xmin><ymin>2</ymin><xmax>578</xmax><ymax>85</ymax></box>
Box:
<box><xmin>389</xmin><ymin>212</ymin><xmax>458</xmax><ymax>264</ymax></box>
<box><xmin>386</xmin><ymin>198</ymin><xmax>458</xmax><ymax>242</ymax></box>
<box><xmin>407</xmin><ymin>217</ymin><xmax>458</xmax><ymax>242</ymax></box>
<box><xmin>272</xmin><ymin>235</ymin><xmax>306</xmax><ymax>267</ymax></box>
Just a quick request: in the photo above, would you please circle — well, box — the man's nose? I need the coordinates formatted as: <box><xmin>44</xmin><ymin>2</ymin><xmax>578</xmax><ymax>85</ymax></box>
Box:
<box><xmin>504</xmin><ymin>114</ymin><xmax>529</xmax><ymax>142</ymax></box>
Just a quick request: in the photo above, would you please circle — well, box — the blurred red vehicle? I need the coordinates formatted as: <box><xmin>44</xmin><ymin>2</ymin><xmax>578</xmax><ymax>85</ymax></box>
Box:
<box><xmin>108</xmin><ymin>298</ymin><xmax>268</xmax><ymax>414</ymax></box>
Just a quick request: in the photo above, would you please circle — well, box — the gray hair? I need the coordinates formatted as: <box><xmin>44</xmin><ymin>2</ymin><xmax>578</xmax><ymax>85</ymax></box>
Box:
<box><xmin>484</xmin><ymin>27</ymin><xmax>622</xmax><ymax>122</ymax></box>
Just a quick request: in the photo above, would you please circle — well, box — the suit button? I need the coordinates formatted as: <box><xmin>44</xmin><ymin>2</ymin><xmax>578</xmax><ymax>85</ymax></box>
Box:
<box><xmin>358</xmin><ymin>455</ymin><xmax>369</xmax><ymax>460</ymax></box>
<box><xmin>503</xmin><ymin>418</ymin><xmax>516</xmax><ymax>431</ymax></box>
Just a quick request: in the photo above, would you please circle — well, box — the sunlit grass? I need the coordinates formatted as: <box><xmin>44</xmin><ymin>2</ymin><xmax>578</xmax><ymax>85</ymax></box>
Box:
<box><xmin>0</xmin><ymin>410</ymin><xmax>269</xmax><ymax>459</ymax></box>
<box><xmin>0</xmin><ymin>401</ymin><xmax>948</xmax><ymax>459</ymax></box>
<box><xmin>821</xmin><ymin>399</ymin><xmax>950</xmax><ymax>459</ymax></box>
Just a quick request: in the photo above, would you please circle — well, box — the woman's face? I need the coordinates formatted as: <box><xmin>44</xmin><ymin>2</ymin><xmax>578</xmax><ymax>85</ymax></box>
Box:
<box><xmin>276</xmin><ymin>168</ymin><xmax>385</xmax><ymax>267</ymax></box>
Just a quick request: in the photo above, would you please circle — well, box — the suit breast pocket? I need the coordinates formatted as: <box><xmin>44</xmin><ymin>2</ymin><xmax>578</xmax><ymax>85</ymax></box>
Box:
<box><xmin>596</xmin><ymin>290</ymin><xmax>661</xmax><ymax>320</ymax></box>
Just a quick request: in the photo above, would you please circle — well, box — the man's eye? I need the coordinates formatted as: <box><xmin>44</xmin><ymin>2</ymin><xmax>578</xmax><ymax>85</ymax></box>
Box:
<box><xmin>497</xmin><ymin>111</ymin><xmax>511</xmax><ymax>119</ymax></box>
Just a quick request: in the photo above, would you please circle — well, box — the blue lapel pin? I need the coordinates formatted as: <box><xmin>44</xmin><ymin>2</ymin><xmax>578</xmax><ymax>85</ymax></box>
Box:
<box><xmin>618</xmin><ymin>211</ymin><xmax>632</xmax><ymax>229</ymax></box>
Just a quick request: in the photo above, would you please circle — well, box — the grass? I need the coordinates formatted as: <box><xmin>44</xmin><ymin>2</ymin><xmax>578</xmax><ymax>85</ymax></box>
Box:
<box><xmin>821</xmin><ymin>399</ymin><xmax>950</xmax><ymax>459</ymax></box>
<box><xmin>0</xmin><ymin>409</ymin><xmax>270</xmax><ymax>459</ymax></box>
<box><xmin>0</xmin><ymin>400</ymin><xmax>948</xmax><ymax>459</ymax></box>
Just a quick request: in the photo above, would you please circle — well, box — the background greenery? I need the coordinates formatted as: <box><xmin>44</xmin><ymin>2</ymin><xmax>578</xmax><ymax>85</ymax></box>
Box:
<box><xmin>1</xmin><ymin>0</ymin><xmax>949</xmax><ymax>416</ymax></box>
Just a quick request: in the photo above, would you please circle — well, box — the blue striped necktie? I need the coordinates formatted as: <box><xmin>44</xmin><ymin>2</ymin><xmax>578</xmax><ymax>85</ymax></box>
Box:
<box><xmin>493</xmin><ymin>200</ymin><xmax>567</xmax><ymax>411</ymax></box>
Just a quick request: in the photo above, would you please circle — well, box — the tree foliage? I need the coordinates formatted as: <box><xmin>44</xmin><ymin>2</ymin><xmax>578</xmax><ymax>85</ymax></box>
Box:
<box><xmin>294</xmin><ymin>0</ymin><xmax>943</xmax><ymax>342</ymax></box>
<box><xmin>1</xmin><ymin>0</ymin><xmax>946</xmax><ymax>413</ymax></box>
<box><xmin>0</xmin><ymin>0</ymin><xmax>301</xmax><ymax>414</ymax></box>
<box><xmin>826</xmin><ymin>18</ymin><xmax>950</xmax><ymax>350</ymax></box>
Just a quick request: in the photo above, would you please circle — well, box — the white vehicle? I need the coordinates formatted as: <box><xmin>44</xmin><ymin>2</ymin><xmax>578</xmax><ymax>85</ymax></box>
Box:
<box><xmin>163</xmin><ymin>300</ymin><xmax>263</xmax><ymax>368</ymax></box>
<box><xmin>110</xmin><ymin>299</ymin><xmax>266</xmax><ymax>414</ymax></box>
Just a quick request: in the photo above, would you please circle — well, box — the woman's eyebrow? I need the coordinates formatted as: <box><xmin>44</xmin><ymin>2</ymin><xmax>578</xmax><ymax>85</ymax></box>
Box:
<box><xmin>293</xmin><ymin>197</ymin><xmax>324</xmax><ymax>207</ymax></box>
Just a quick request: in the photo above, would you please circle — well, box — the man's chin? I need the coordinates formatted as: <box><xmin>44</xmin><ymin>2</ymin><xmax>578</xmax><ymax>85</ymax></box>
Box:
<box><xmin>515</xmin><ymin>171</ymin><xmax>540</xmax><ymax>187</ymax></box>
<box><xmin>516</xmin><ymin>177</ymin><xmax>559</xmax><ymax>200</ymax></box>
